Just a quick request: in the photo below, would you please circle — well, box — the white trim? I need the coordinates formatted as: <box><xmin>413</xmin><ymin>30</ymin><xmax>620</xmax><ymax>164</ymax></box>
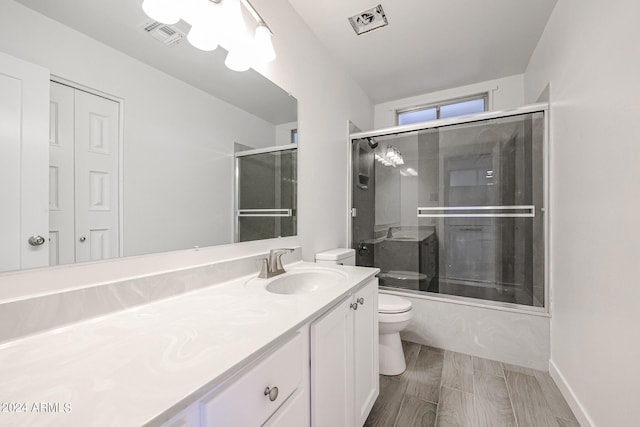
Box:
<box><xmin>543</xmin><ymin>99</ymin><xmax>551</xmax><ymax>312</ymax></box>
<box><xmin>549</xmin><ymin>360</ymin><xmax>594</xmax><ymax>427</ymax></box>
<box><xmin>234</xmin><ymin>143</ymin><xmax>297</xmax><ymax>158</ymax></box>
<box><xmin>352</xmin><ymin>102</ymin><xmax>549</xmax><ymax>140</ymax></box>
<box><xmin>395</xmin><ymin>92</ymin><xmax>489</xmax><ymax>126</ymax></box>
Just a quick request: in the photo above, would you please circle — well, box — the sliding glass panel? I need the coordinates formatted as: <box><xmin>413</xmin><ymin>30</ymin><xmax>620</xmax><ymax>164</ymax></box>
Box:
<box><xmin>351</xmin><ymin>111</ymin><xmax>545</xmax><ymax>308</ymax></box>
<box><xmin>236</xmin><ymin>148</ymin><xmax>297</xmax><ymax>242</ymax></box>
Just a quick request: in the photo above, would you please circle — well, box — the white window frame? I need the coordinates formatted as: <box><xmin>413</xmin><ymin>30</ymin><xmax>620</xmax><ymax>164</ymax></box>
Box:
<box><xmin>395</xmin><ymin>92</ymin><xmax>489</xmax><ymax>125</ymax></box>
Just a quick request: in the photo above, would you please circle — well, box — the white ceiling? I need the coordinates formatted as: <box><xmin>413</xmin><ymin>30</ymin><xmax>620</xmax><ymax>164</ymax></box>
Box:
<box><xmin>287</xmin><ymin>0</ymin><xmax>557</xmax><ymax>103</ymax></box>
<box><xmin>15</xmin><ymin>0</ymin><xmax>297</xmax><ymax>125</ymax></box>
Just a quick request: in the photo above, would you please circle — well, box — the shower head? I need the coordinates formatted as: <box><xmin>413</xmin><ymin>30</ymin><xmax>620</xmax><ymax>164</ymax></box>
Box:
<box><xmin>367</xmin><ymin>137</ymin><xmax>378</xmax><ymax>149</ymax></box>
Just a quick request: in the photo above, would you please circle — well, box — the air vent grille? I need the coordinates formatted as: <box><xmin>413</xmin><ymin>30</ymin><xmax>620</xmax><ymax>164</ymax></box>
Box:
<box><xmin>142</xmin><ymin>21</ymin><xmax>183</xmax><ymax>46</ymax></box>
<box><xmin>348</xmin><ymin>4</ymin><xmax>388</xmax><ymax>35</ymax></box>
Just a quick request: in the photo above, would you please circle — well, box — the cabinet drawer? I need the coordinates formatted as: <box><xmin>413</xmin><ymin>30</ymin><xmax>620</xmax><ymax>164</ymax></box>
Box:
<box><xmin>201</xmin><ymin>332</ymin><xmax>303</xmax><ymax>426</ymax></box>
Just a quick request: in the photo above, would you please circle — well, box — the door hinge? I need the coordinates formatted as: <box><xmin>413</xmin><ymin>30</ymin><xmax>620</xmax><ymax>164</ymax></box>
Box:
<box><xmin>351</xmin><ymin>208</ymin><xmax>357</xmax><ymax>217</ymax></box>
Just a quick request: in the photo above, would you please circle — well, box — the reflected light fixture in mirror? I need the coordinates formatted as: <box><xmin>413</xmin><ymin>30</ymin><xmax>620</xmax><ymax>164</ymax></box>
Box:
<box><xmin>141</xmin><ymin>0</ymin><xmax>276</xmax><ymax>72</ymax></box>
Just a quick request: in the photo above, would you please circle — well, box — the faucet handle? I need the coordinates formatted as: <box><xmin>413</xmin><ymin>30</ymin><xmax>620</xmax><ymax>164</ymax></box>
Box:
<box><xmin>258</xmin><ymin>258</ymin><xmax>270</xmax><ymax>279</ymax></box>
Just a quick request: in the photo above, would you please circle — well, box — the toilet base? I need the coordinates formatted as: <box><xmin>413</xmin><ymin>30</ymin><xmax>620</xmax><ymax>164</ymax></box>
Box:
<box><xmin>379</xmin><ymin>331</ymin><xmax>406</xmax><ymax>376</ymax></box>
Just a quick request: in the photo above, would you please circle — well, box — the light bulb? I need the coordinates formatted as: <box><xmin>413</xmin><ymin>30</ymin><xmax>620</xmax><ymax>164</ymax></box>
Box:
<box><xmin>184</xmin><ymin>0</ymin><xmax>220</xmax><ymax>51</ymax></box>
<box><xmin>221</xmin><ymin>0</ymin><xmax>251</xmax><ymax>51</ymax></box>
<box><xmin>188</xmin><ymin>24</ymin><xmax>219</xmax><ymax>51</ymax></box>
<box><xmin>254</xmin><ymin>24</ymin><xmax>276</xmax><ymax>63</ymax></box>
<box><xmin>142</xmin><ymin>0</ymin><xmax>181</xmax><ymax>25</ymax></box>
<box><xmin>225</xmin><ymin>48</ymin><xmax>251</xmax><ymax>72</ymax></box>
<box><xmin>180</xmin><ymin>0</ymin><xmax>202</xmax><ymax>26</ymax></box>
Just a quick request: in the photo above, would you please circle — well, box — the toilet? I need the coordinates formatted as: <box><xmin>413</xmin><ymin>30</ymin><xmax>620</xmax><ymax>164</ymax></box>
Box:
<box><xmin>377</xmin><ymin>293</ymin><xmax>413</xmax><ymax>375</ymax></box>
<box><xmin>315</xmin><ymin>248</ymin><xmax>414</xmax><ymax>376</ymax></box>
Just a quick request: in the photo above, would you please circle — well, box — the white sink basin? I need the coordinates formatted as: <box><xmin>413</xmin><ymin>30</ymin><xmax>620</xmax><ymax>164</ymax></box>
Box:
<box><xmin>248</xmin><ymin>269</ymin><xmax>347</xmax><ymax>295</ymax></box>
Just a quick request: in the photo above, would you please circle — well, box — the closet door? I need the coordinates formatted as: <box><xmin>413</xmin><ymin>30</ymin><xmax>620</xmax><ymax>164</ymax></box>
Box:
<box><xmin>0</xmin><ymin>52</ymin><xmax>49</xmax><ymax>272</ymax></box>
<box><xmin>74</xmin><ymin>90</ymin><xmax>120</xmax><ymax>262</ymax></box>
<box><xmin>49</xmin><ymin>82</ymin><xmax>76</xmax><ymax>265</ymax></box>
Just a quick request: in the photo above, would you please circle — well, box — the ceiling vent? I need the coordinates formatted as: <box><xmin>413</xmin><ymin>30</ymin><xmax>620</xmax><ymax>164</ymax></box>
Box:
<box><xmin>348</xmin><ymin>4</ymin><xmax>388</xmax><ymax>35</ymax></box>
<box><xmin>141</xmin><ymin>21</ymin><xmax>183</xmax><ymax>46</ymax></box>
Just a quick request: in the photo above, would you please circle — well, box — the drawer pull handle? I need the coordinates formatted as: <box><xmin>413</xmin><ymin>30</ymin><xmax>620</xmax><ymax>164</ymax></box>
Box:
<box><xmin>357</xmin><ymin>297</ymin><xmax>365</xmax><ymax>305</ymax></box>
<box><xmin>350</xmin><ymin>302</ymin><xmax>358</xmax><ymax>311</ymax></box>
<box><xmin>264</xmin><ymin>386</ymin><xmax>279</xmax><ymax>402</ymax></box>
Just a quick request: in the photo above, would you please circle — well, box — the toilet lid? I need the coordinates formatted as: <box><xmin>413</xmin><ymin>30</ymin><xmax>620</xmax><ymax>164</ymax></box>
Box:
<box><xmin>378</xmin><ymin>294</ymin><xmax>412</xmax><ymax>314</ymax></box>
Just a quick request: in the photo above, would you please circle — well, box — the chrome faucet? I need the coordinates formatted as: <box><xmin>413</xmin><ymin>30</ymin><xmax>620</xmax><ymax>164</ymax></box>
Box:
<box><xmin>258</xmin><ymin>248</ymin><xmax>295</xmax><ymax>278</ymax></box>
<box><xmin>387</xmin><ymin>226</ymin><xmax>401</xmax><ymax>238</ymax></box>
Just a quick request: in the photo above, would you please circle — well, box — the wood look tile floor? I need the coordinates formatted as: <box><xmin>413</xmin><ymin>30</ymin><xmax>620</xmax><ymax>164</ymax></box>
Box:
<box><xmin>364</xmin><ymin>342</ymin><xmax>580</xmax><ymax>427</ymax></box>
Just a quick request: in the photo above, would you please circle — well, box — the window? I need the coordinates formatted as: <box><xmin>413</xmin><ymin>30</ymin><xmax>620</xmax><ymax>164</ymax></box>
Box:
<box><xmin>397</xmin><ymin>94</ymin><xmax>488</xmax><ymax>126</ymax></box>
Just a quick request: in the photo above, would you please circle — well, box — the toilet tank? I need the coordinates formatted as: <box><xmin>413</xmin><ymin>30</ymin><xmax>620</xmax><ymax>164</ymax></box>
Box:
<box><xmin>315</xmin><ymin>248</ymin><xmax>356</xmax><ymax>266</ymax></box>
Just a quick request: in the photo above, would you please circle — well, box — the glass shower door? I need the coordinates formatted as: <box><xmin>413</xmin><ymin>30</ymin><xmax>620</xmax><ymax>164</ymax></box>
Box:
<box><xmin>235</xmin><ymin>147</ymin><xmax>297</xmax><ymax>242</ymax></box>
<box><xmin>351</xmin><ymin>110</ymin><xmax>545</xmax><ymax>308</ymax></box>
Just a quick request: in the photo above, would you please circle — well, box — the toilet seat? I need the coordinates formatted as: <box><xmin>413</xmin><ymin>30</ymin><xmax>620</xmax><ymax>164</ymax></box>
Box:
<box><xmin>378</xmin><ymin>294</ymin><xmax>412</xmax><ymax>314</ymax></box>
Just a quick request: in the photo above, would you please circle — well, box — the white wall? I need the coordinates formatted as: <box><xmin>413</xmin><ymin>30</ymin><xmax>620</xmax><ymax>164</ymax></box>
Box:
<box><xmin>374</xmin><ymin>74</ymin><xmax>525</xmax><ymax>128</ymax></box>
<box><xmin>275</xmin><ymin>121</ymin><xmax>298</xmax><ymax>146</ymax></box>
<box><xmin>0</xmin><ymin>0</ymin><xmax>373</xmax><ymax>298</ymax></box>
<box><xmin>525</xmin><ymin>0</ymin><xmax>640</xmax><ymax>425</ymax></box>
<box><xmin>252</xmin><ymin>0</ymin><xmax>374</xmax><ymax>261</ymax></box>
<box><xmin>0</xmin><ymin>0</ymin><xmax>277</xmax><ymax>257</ymax></box>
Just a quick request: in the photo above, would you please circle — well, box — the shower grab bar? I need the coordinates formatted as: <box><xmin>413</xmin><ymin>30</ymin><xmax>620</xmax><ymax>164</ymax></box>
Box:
<box><xmin>417</xmin><ymin>205</ymin><xmax>535</xmax><ymax>218</ymax></box>
<box><xmin>237</xmin><ymin>209</ymin><xmax>293</xmax><ymax>217</ymax></box>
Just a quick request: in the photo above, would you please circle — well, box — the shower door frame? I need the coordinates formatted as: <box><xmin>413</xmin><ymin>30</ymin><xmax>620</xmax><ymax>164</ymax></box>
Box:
<box><xmin>347</xmin><ymin>103</ymin><xmax>550</xmax><ymax>315</ymax></box>
<box><xmin>234</xmin><ymin>143</ymin><xmax>298</xmax><ymax>243</ymax></box>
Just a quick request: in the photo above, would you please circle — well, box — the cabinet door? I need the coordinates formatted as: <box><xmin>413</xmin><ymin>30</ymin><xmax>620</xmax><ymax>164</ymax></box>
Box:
<box><xmin>263</xmin><ymin>389</ymin><xmax>307</xmax><ymax>427</ymax></box>
<box><xmin>201</xmin><ymin>332</ymin><xmax>304</xmax><ymax>426</ymax></box>
<box><xmin>353</xmin><ymin>279</ymin><xmax>379</xmax><ymax>426</ymax></box>
<box><xmin>310</xmin><ymin>298</ymin><xmax>354</xmax><ymax>427</ymax></box>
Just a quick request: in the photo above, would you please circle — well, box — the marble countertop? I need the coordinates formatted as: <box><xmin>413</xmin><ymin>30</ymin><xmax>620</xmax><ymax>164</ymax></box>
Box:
<box><xmin>0</xmin><ymin>262</ymin><xmax>378</xmax><ymax>426</ymax></box>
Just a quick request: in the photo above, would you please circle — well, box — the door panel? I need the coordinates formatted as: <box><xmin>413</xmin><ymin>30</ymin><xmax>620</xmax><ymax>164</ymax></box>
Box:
<box><xmin>353</xmin><ymin>280</ymin><xmax>379</xmax><ymax>426</ymax></box>
<box><xmin>49</xmin><ymin>82</ymin><xmax>75</xmax><ymax>265</ymax></box>
<box><xmin>310</xmin><ymin>298</ymin><xmax>353</xmax><ymax>427</ymax></box>
<box><xmin>74</xmin><ymin>90</ymin><xmax>120</xmax><ymax>262</ymax></box>
<box><xmin>0</xmin><ymin>52</ymin><xmax>49</xmax><ymax>272</ymax></box>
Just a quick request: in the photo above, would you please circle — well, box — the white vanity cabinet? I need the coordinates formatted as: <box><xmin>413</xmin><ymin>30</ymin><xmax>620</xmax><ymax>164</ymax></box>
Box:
<box><xmin>159</xmin><ymin>328</ymin><xmax>309</xmax><ymax>427</ymax></box>
<box><xmin>310</xmin><ymin>278</ymin><xmax>379</xmax><ymax>427</ymax></box>
<box><xmin>200</xmin><ymin>329</ymin><xmax>309</xmax><ymax>426</ymax></box>
<box><xmin>156</xmin><ymin>274</ymin><xmax>379</xmax><ymax>427</ymax></box>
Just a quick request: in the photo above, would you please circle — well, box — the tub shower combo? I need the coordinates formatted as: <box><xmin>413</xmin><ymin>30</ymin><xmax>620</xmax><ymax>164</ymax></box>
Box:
<box><xmin>351</xmin><ymin>105</ymin><xmax>547</xmax><ymax>310</ymax></box>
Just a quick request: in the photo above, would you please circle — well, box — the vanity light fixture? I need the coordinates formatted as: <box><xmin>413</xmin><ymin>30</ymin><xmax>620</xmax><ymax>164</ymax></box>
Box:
<box><xmin>141</xmin><ymin>0</ymin><xmax>276</xmax><ymax>71</ymax></box>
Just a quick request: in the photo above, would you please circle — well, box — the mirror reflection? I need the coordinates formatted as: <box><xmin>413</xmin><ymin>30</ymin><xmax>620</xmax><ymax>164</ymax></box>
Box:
<box><xmin>0</xmin><ymin>0</ymin><xmax>298</xmax><ymax>274</ymax></box>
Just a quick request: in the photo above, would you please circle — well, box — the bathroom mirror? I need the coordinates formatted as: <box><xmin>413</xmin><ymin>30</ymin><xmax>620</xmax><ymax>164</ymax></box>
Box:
<box><xmin>0</xmin><ymin>0</ymin><xmax>298</xmax><ymax>274</ymax></box>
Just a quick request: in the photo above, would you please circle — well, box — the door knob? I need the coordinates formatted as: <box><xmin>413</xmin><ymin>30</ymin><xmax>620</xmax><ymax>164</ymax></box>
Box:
<box><xmin>28</xmin><ymin>235</ymin><xmax>46</xmax><ymax>246</ymax></box>
<box><xmin>350</xmin><ymin>302</ymin><xmax>358</xmax><ymax>310</ymax></box>
<box><xmin>79</xmin><ymin>237</ymin><xmax>86</xmax><ymax>242</ymax></box>
<box><xmin>357</xmin><ymin>297</ymin><xmax>365</xmax><ymax>305</ymax></box>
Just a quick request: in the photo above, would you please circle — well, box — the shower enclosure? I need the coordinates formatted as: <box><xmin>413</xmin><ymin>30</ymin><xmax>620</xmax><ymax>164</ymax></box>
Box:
<box><xmin>351</xmin><ymin>105</ymin><xmax>547</xmax><ymax>309</ymax></box>
<box><xmin>235</xmin><ymin>145</ymin><xmax>297</xmax><ymax>242</ymax></box>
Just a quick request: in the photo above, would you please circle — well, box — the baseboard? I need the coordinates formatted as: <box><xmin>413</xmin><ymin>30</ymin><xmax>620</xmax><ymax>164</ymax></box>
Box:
<box><xmin>549</xmin><ymin>359</ymin><xmax>594</xmax><ymax>427</ymax></box>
